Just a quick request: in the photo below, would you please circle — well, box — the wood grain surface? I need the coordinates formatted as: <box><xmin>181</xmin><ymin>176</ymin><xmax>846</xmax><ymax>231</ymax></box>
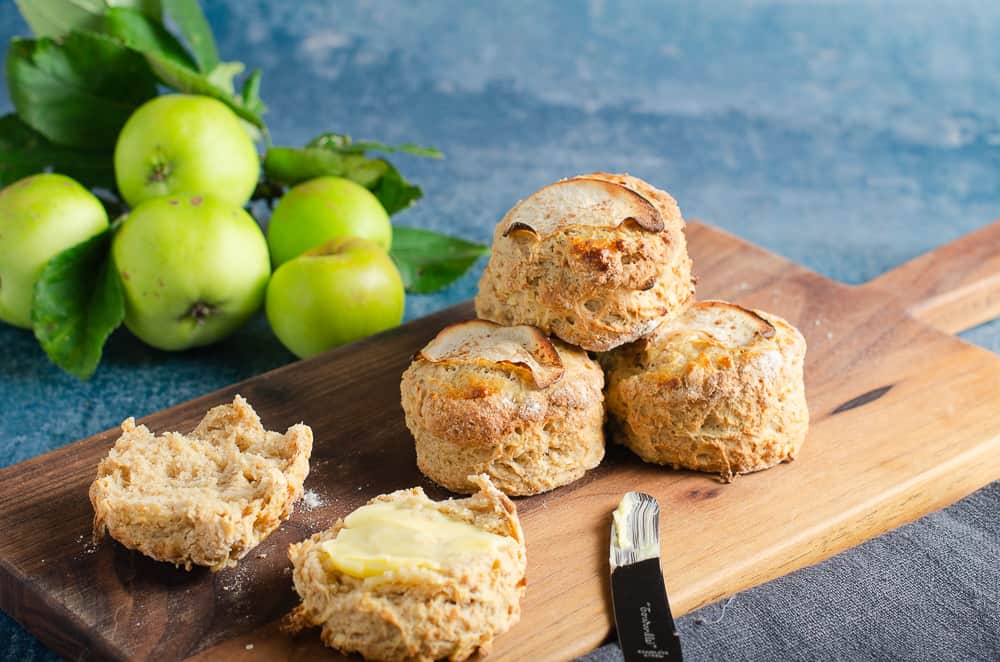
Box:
<box><xmin>1</xmin><ymin>220</ymin><xmax>999</xmax><ymax>662</ymax></box>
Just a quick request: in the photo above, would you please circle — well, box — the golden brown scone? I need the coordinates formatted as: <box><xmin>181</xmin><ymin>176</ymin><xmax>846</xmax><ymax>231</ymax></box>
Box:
<box><xmin>475</xmin><ymin>173</ymin><xmax>694</xmax><ymax>351</ymax></box>
<box><xmin>285</xmin><ymin>475</ymin><xmax>526</xmax><ymax>662</ymax></box>
<box><xmin>90</xmin><ymin>395</ymin><xmax>313</xmax><ymax>571</ymax></box>
<box><xmin>401</xmin><ymin>319</ymin><xmax>605</xmax><ymax>496</ymax></box>
<box><xmin>602</xmin><ymin>301</ymin><xmax>808</xmax><ymax>480</ymax></box>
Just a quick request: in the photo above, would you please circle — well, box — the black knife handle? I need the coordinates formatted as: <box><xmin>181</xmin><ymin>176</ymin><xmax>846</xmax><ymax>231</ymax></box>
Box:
<box><xmin>611</xmin><ymin>559</ymin><xmax>683</xmax><ymax>661</ymax></box>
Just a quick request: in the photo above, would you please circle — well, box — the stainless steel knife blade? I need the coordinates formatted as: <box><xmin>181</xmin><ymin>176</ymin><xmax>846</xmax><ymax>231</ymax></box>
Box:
<box><xmin>609</xmin><ymin>492</ymin><xmax>683</xmax><ymax>661</ymax></box>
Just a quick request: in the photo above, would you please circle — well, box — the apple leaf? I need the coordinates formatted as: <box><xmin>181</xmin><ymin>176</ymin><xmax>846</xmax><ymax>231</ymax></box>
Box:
<box><xmin>240</xmin><ymin>68</ymin><xmax>265</xmax><ymax>117</ymax></box>
<box><xmin>103</xmin><ymin>6</ymin><xmax>198</xmax><ymax>71</ymax></box>
<box><xmin>307</xmin><ymin>133</ymin><xmax>443</xmax><ymax>159</ymax></box>
<box><xmin>262</xmin><ymin>147</ymin><xmax>424</xmax><ymax>214</ymax></box>
<box><xmin>14</xmin><ymin>0</ymin><xmax>106</xmax><ymax>38</ymax></box>
<box><xmin>14</xmin><ymin>0</ymin><xmax>162</xmax><ymax>38</ymax></box>
<box><xmin>143</xmin><ymin>53</ymin><xmax>266</xmax><ymax>128</ymax></box>
<box><xmin>390</xmin><ymin>226</ymin><xmax>489</xmax><ymax>294</ymax></box>
<box><xmin>0</xmin><ymin>114</ymin><xmax>116</xmax><ymax>188</ymax></box>
<box><xmin>162</xmin><ymin>0</ymin><xmax>219</xmax><ymax>73</ymax></box>
<box><xmin>94</xmin><ymin>6</ymin><xmax>264</xmax><ymax>129</ymax></box>
<box><xmin>5</xmin><ymin>32</ymin><xmax>158</xmax><ymax>149</ymax></box>
<box><xmin>206</xmin><ymin>60</ymin><xmax>244</xmax><ymax>94</ymax></box>
<box><xmin>263</xmin><ymin>146</ymin><xmax>387</xmax><ymax>188</ymax></box>
<box><xmin>373</xmin><ymin>161</ymin><xmax>424</xmax><ymax>215</ymax></box>
<box><xmin>31</xmin><ymin>230</ymin><xmax>124</xmax><ymax>380</ymax></box>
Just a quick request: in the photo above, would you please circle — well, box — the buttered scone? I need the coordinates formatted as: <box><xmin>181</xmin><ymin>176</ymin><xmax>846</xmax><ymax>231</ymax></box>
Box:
<box><xmin>285</xmin><ymin>475</ymin><xmax>526</xmax><ymax>662</ymax></box>
<box><xmin>401</xmin><ymin>319</ymin><xmax>605</xmax><ymax>496</ymax></box>
<box><xmin>90</xmin><ymin>395</ymin><xmax>313</xmax><ymax>571</ymax></box>
<box><xmin>602</xmin><ymin>301</ymin><xmax>808</xmax><ymax>480</ymax></box>
<box><xmin>475</xmin><ymin>173</ymin><xmax>694</xmax><ymax>351</ymax></box>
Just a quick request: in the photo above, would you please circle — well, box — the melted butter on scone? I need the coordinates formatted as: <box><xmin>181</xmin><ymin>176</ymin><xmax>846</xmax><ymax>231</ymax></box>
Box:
<box><xmin>319</xmin><ymin>501</ymin><xmax>512</xmax><ymax>578</ymax></box>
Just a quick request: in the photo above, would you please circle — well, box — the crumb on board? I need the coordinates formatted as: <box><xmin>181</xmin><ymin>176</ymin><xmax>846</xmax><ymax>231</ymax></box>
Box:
<box><xmin>245</xmin><ymin>643</ymin><xmax>254</xmax><ymax>650</ymax></box>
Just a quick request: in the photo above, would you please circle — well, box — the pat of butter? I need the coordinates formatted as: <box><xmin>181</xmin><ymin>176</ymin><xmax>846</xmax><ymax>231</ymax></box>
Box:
<box><xmin>612</xmin><ymin>492</ymin><xmax>636</xmax><ymax>550</ymax></box>
<box><xmin>319</xmin><ymin>502</ymin><xmax>508</xmax><ymax>578</ymax></box>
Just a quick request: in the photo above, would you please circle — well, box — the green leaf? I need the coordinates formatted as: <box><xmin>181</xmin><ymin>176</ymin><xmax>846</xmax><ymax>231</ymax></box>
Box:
<box><xmin>372</xmin><ymin>161</ymin><xmax>423</xmax><ymax>215</ymax></box>
<box><xmin>144</xmin><ymin>54</ymin><xmax>266</xmax><ymax>128</ymax></box>
<box><xmin>31</xmin><ymin>230</ymin><xmax>124</xmax><ymax>380</ymax></box>
<box><xmin>262</xmin><ymin>147</ymin><xmax>423</xmax><ymax>214</ymax></box>
<box><xmin>14</xmin><ymin>0</ymin><xmax>161</xmax><ymax>38</ymax></box>
<box><xmin>162</xmin><ymin>0</ymin><xmax>218</xmax><ymax>72</ymax></box>
<box><xmin>307</xmin><ymin>132</ymin><xmax>443</xmax><ymax>158</ymax></box>
<box><xmin>206</xmin><ymin>60</ymin><xmax>243</xmax><ymax>94</ymax></box>
<box><xmin>103</xmin><ymin>6</ymin><xmax>197</xmax><ymax>71</ymax></box>
<box><xmin>93</xmin><ymin>5</ymin><xmax>264</xmax><ymax>128</ymax></box>
<box><xmin>14</xmin><ymin>0</ymin><xmax>106</xmax><ymax>38</ymax></box>
<box><xmin>5</xmin><ymin>33</ymin><xmax>158</xmax><ymax>149</ymax></box>
<box><xmin>390</xmin><ymin>227</ymin><xmax>489</xmax><ymax>294</ymax></box>
<box><xmin>0</xmin><ymin>114</ymin><xmax>115</xmax><ymax>188</ymax></box>
<box><xmin>240</xmin><ymin>68</ymin><xmax>264</xmax><ymax>116</ymax></box>
<box><xmin>263</xmin><ymin>146</ymin><xmax>388</xmax><ymax>188</ymax></box>
<box><xmin>109</xmin><ymin>0</ymin><xmax>162</xmax><ymax>17</ymax></box>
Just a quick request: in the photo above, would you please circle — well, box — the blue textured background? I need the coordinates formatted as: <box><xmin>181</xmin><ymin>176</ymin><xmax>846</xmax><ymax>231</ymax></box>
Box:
<box><xmin>1</xmin><ymin>1</ymin><xmax>998</xmax><ymax>660</ymax></box>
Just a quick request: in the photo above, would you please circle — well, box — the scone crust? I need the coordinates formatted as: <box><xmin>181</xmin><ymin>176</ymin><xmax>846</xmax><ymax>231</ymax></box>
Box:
<box><xmin>401</xmin><ymin>337</ymin><xmax>605</xmax><ymax>495</ymax></box>
<box><xmin>602</xmin><ymin>301</ymin><xmax>808</xmax><ymax>479</ymax></box>
<box><xmin>286</xmin><ymin>475</ymin><xmax>526</xmax><ymax>662</ymax></box>
<box><xmin>475</xmin><ymin>172</ymin><xmax>694</xmax><ymax>351</ymax></box>
<box><xmin>89</xmin><ymin>395</ymin><xmax>313</xmax><ymax>571</ymax></box>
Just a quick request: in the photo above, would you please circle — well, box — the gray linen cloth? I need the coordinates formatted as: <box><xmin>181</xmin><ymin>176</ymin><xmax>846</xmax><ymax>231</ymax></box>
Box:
<box><xmin>580</xmin><ymin>481</ymin><xmax>999</xmax><ymax>662</ymax></box>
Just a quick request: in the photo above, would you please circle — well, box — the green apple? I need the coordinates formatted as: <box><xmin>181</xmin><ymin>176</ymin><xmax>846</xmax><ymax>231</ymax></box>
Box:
<box><xmin>0</xmin><ymin>173</ymin><xmax>109</xmax><ymax>328</ymax></box>
<box><xmin>266</xmin><ymin>176</ymin><xmax>391</xmax><ymax>268</ymax></box>
<box><xmin>265</xmin><ymin>237</ymin><xmax>404</xmax><ymax>358</ymax></box>
<box><xmin>114</xmin><ymin>94</ymin><xmax>260</xmax><ymax>208</ymax></box>
<box><xmin>112</xmin><ymin>194</ymin><xmax>270</xmax><ymax>350</ymax></box>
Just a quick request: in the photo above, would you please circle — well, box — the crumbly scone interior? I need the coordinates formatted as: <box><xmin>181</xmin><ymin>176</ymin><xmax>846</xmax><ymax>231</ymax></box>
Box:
<box><xmin>92</xmin><ymin>396</ymin><xmax>312</xmax><ymax>565</ymax></box>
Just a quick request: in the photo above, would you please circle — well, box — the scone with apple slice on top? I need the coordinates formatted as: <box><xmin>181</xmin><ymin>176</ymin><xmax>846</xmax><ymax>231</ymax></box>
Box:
<box><xmin>475</xmin><ymin>173</ymin><xmax>695</xmax><ymax>351</ymax></box>
<box><xmin>401</xmin><ymin>319</ymin><xmax>605</xmax><ymax>496</ymax></box>
<box><xmin>602</xmin><ymin>300</ymin><xmax>808</xmax><ymax>480</ymax></box>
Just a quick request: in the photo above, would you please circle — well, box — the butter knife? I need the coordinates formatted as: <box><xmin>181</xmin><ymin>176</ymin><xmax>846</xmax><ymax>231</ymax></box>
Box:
<box><xmin>609</xmin><ymin>492</ymin><xmax>683</xmax><ymax>661</ymax></box>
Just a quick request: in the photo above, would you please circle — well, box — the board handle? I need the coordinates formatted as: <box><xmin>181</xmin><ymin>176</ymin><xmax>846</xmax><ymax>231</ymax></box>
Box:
<box><xmin>863</xmin><ymin>218</ymin><xmax>1000</xmax><ymax>335</ymax></box>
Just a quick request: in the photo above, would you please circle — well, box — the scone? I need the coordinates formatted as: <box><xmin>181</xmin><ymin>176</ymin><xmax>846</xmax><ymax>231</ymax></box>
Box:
<box><xmin>401</xmin><ymin>319</ymin><xmax>605</xmax><ymax>496</ymax></box>
<box><xmin>475</xmin><ymin>173</ymin><xmax>694</xmax><ymax>351</ymax></box>
<box><xmin>285</xmin><ymin>474</ymin><xmax>526</xmax><ymax>661</ymax></box>
<box><xmin>90</xmin><ymin>395</ymin><xmax>313</xmax><ymax>571</ymax></box>
<box><xmin>602</xmin><ymin>301</ymin><xmax>808</xmax><ymax>480</ymax></box>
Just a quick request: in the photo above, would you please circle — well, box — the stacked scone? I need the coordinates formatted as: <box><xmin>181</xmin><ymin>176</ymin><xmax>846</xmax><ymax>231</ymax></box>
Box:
<box><xmin>601</xmin><ymin>301</ymin><xmax>808</xmax><ymax>479</ymax></box>
<box><xmin>403</xmin><ymin>171</ymin><xmax>808</xmax><ymax>491</ymax></box>
<box><xmin>402</xmin><ymin>173</ymin><xmax>698</xmax><ymax>496</ymax></box>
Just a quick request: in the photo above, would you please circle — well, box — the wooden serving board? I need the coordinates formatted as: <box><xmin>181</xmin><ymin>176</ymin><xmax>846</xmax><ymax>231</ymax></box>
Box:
<box><xmin>2</xmin><ymin>220</ymin><xmax>1000</xmax><ymax>661</ymax></box>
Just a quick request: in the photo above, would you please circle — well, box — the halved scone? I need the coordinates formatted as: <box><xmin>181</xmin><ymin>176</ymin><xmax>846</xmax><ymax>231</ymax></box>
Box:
<box><xmin>475</xmin><ymin>173</ymin><xmax>694</xmax><ymax>351</ymax></box>
<box><xmin>602</xmin><ymin>301</ymin><xmax>808</xmax><ymax>480</ymax></box>
<box><xmin>285</xmin><ymin>475</ymin><xmax>526</xmax><ymax>661</ymax></box>
<box><xmin>401</xmin><ymin>319</ymin><xmax>605</xmax><ymax>496</ymax></box>
<box><xmin>90</xmin><ymin>395</ymin><xmax>313</xmax><ymax>571</ymax></box>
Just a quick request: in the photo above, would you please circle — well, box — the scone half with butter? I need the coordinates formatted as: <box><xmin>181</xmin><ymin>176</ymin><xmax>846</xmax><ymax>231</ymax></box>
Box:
<box><xmin>476</xmin><ymin>173</ymin><xmax>695</xmax><ymax>351</ymax></box>
<box><xmin>401</xmin><ymin>319</ymin><xmax>605</xmax><ymax>496</ymax></box>
<box><xmin>602</xmin><ymin>300</ymin><xmax>808</xmax><ymax>480</ymax></box>
<box><xmin>285</xmin><ymin>474</ymin><xmax>526</xmax><ymax>662</ymax></box>
<box><xmin>90</xmin><ymin>395</ymin><xmax>313</xmax><ymax>571</ymax></box>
